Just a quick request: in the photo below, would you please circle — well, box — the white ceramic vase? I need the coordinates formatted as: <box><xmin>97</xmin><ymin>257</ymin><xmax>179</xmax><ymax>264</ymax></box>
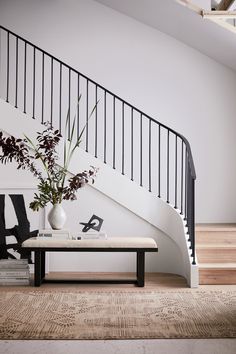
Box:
<box><xmin>48</xmin><ymin>203</ymin><xmax>67</xmax><ymax>230</ymax></box>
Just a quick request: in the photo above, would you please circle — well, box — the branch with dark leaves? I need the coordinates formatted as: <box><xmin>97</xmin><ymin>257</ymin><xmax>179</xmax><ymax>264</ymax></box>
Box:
<box><xmin>0</xmin><ymin>131</ymin><xmax>41</xmax><ymax>179</ymax></box>
<box><xmin>0</xmin><ymin>127</ymin><xmax>98</xmax><ymax>211</ymax></box>
<box><xmin>35</xmin><ymin>123</ymin><xmax>62</xmax><ymax>174</ymax></box>
<box><xmin>63</xmin><ymin>166</ymin><xmax>98</xmax><ymax>201</ymax></box>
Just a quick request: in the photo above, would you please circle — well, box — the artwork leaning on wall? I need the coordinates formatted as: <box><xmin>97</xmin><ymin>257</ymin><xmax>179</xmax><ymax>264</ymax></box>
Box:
<box><xmin>0</xmin><ymin>189</ymin><xmax>44</xmax><ymax>261</ymax></box>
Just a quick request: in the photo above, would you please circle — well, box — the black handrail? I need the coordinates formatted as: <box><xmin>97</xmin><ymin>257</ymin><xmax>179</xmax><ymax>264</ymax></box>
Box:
<box><xmin>0</xmin><ymin>25</ymin><xmax>196</xmax><ymax>265</ymax></box>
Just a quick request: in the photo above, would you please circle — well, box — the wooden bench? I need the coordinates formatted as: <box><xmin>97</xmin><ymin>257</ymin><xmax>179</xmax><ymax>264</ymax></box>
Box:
<box><xmin>22</xmin><ymin>237</ymin><xmax>158</xmax><ymax>287</ymax></box>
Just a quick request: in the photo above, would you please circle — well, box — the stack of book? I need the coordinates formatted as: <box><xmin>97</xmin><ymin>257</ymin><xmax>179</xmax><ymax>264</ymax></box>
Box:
<box><xmin>37</xmin><ymin>229</ymin><xmax>71</xmax><ymax>239</ymax></box>
<box><xmin>0</xmin><ymin>259</ymin><xmax>30</xmax><ymax>286</ymax></box>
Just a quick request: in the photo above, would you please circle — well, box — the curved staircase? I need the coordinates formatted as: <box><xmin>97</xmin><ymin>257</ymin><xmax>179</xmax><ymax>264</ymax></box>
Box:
<box><xmin>0</xmin><ymin>25</ymin><xmax>198</xmax><ymax>286</ymax></box>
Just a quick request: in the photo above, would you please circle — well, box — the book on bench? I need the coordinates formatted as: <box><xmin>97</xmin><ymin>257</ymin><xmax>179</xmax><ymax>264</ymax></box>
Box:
<box><xmin>37</xmin><ymin>229</ymin><xmax>71</xmax><ymax>239</ymax></box>
<box><xmin>37</xmin><ymin>229</ymin><xmax>107</xmax><ymax>240</ymax></box>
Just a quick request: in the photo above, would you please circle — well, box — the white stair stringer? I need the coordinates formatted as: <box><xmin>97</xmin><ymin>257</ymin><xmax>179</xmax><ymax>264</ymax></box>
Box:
<box><xmin>72</xmin><ymin>147</ymin><xmax>198</xmax><ymax>288</ymax></box>
<box><xmin>0</xmin><ymin>99</ymin><xmax>199</xmax><ymax>287</ymax></box>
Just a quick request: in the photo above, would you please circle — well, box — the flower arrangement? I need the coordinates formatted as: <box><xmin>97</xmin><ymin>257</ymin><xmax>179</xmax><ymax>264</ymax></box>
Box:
<box><xmin>0</xmin><ymin>117</ymin><xmax>98</xmax><ymax>212</ymax></box>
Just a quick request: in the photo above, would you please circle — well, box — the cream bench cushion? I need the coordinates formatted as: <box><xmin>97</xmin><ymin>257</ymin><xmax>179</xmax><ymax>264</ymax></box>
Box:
<box><xmin>22</xmin><ymin>237</ymin><xmax>157</xmax><ymax>249</ymax></box>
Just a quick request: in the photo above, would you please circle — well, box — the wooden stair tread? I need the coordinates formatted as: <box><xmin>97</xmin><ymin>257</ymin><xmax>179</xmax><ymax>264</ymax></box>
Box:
<box><xmin>196</xmin><ymin>243</ymin><xmax>236</xmax><ymax>248</ymax></box>
<box><xmin>199</xmin><ymin>263</ymin><xmax>236</xmax><ymax>270</ymax></box>
<box><xmin>196</xmin><ymin>223</ymin><xmax>236</xmax><ymax>232</ymax></box>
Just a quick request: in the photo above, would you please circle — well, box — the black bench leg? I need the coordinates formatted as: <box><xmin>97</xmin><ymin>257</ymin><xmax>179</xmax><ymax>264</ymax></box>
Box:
<box><xmin>41</xmin><ymin>251</ymin><xmax>45</xmax><ymax>281</ymax></box>
<box><xmin>137</xmin><ymin>251</ymin><xmax>145</xmax><ymax>287</ymax></box>
<box><xmin>34</xmin><ymin>251</ymin><xmax>42</xmax><ymax>287</ymax></box>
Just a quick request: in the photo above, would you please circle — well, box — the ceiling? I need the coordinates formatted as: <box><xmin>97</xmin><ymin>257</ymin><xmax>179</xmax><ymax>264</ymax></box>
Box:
<box><xmin>95</xmin><ymin>0</ymin><xmax>236</xmax><ymax>72</ymax></box>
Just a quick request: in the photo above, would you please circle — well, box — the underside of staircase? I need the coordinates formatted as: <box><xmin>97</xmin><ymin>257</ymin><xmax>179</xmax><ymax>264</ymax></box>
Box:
<box><xmin>196</xmin><ymin>224</ymin><xmax>236</xmax><ymax>284</ymax></box>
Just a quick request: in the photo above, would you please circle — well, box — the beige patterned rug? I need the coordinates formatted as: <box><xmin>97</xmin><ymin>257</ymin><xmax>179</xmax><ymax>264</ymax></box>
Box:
<box><xmin>0</xmin><ymin>289</ymin><xmax>235</xmax><ymax>339</ymax></box>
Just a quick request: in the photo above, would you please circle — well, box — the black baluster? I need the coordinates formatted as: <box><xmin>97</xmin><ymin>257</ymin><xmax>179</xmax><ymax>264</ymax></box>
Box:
<box><xmin>15</xmin><ymin>36</ymin><xmax>18</xmax><ymax>108</ymax></box>
<box><xmin>187</xmin><ymin>167</ymin><xmax>191</xmax><ymax>242</ymax></box>
<box><xmin>167</xmin><ymin>130</ymin><xmax>170</xmax><ymax>203</ymax></box>
<box><xmin>77</xmin><ymin>73</ymin><xmax>80</xmax><ymax>140</ymax></box>
<box><xmin>59</xmin><ymin>63</ymin><xmax>62</xmax><ymax>132</ymax></box>
<box><xmin>32</xmin><ymin>47</ymin><xmax>36</xmax><ymax>119</ymax></box>
<box><xmin>180</xmin><ymin>140</ymin><xmax>184</xmax><ymax>215</ymax></box>
<box><xmin>122</xmin><ymin>102</ymin><xmax>125</xmax><ymax>175</ymax></box>
<box><xmin>6</xmin><ymin>31</ymin><xmax>9</xmax><ymax>103</ymax></box>
<box><xmin>149</xmin><ymin>119</ymin><xmax>152</xmax><ymax>192</ymax></box>
<box><xmin>140</xmin><ymin>113</ymin><xmax>143</xmax><ymax>187</ymax></box>
<box><xmin>158</xmin><ymin>125</ymin><xmax>161</xmax><ymax>198</ymax></box>
<box><xmin>191</xmin><ymin>178</ymin><xmax>196</xmax><ymax>264</ymax></box>
<box><xmin>51</xmin><ymin>57</ymin><xmax>53</xmax><ymax>125</ymax></box>
<box><xmin>184</xmin><ymin>149</ymin><xmax>188</xmax><ymax>221</ymax></box>
<box><xmin>23</xmin><ymin>42</ymin><xmax>27</xmax><ymax>113</ymax></box>
<box><xmin>113</xmin><ymin>96</ymin><xmax>116</xmax><ymax>169</ymax></box>
<box><xmin>0</xmin><ymin>28</ymin><xmax>1</xmax><ymax>93</ymax></box>
<box><xmin>95</xmin><ymin>85</ymin><xmax>98</xmax><ymax>158</ymax></box>
<box><xmin>174</xmin><ymin>135</ymin><xmax>178</xmax><ymax>209</ymax></box>
<box><xmin>69</xmin><ymin>68</ymin><xmax>71</xmax><ymax>139</ymax></box>
<box><xmin>86</xmin><ymin>79</ymin><xmax>89</xmax><ymax>152</ymax></box>
<box><xmin>41</xmin><ymin>52</ymin><xmax>44</xmax><ymax>123</ymax></box>
<box><xmin>131</xmin><ymin>108</ymin><xmax>134</xmax><ymax>181</ymax></box>
<box><xmin>104</xmin><ymin>91</ymin><xmax>107</xmax><ymax>164</ymax></box>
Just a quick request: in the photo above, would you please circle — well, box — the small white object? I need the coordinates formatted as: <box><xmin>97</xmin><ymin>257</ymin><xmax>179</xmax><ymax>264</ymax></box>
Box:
<box><xmin>76</xmin><ymin>232</ymin><xmax>107</xmax><ymax>240</ymax></box>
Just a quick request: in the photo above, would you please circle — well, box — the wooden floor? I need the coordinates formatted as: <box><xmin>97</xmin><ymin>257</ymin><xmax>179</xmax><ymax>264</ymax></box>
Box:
<box><xmin>37</xmin><ymin>272</ymin><xmax>188</xmax><ymax>290</ymax></box>
<box><xmin>1</xmin><ymin>272</ymin><xmax>236</xmax><ymax>291</ymax></box>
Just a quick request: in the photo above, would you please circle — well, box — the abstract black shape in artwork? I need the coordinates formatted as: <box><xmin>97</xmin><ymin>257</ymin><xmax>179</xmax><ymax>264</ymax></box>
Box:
<box><xmin>80</xmin><ymin>214</ymin><xmax>104</xmax><ymax>233</ymax></box>
<box><xmin>0</xmin><ymin>194</ymin><xmax>38</xmax><ymax>262</ymax></box>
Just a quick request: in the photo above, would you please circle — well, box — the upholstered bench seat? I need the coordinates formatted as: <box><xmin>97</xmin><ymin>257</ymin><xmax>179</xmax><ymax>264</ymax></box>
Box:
<box><xmin>22</xmin><ymin>237</ymin><xmax>157</xmax><ymax>249</ymax></box>
<box><xmin>22</xmin><ymin>237</ymin><xmax>158</xmax><ymax>287</ymax></box>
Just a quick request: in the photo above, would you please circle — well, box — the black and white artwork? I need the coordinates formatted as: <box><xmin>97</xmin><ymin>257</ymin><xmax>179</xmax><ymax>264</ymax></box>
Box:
<box><xmin>0</xmin><ymin>191</ymin><xmax>42</xmax><ymax>261</ymax></box>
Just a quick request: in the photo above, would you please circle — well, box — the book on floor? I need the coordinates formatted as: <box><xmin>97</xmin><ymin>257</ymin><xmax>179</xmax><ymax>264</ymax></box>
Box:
<box><xmin>0</xmin><ymin>259</ymin><xmax>30</xmax><ymax>286</ymax></box>
<box><xmin>0</xmin><ymin>279</ymin><xmax>30</xmax><ymax>286</ymax></box>
<box><xmin>0</xmin><ymin>270</ymin><xmax>30</xmax><ymax>277</ymax></box>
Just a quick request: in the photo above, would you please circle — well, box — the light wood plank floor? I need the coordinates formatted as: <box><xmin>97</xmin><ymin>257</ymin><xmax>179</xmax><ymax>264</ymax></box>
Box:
<box><xmin>1</xmin><ymin>272</ymin><xmax>236</xmax><ymax>291</ymax></box>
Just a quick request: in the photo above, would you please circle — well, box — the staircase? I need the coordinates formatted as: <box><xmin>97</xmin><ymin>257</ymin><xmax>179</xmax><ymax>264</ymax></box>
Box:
<box><xmin>196</xmin><ymin>224</ymin><xmax>236</xmax><ymax>284</ymax></box>
<box><xmin>0</xmin><ymin>25</ymin><xmax>198</xmax><ymax>286</ymax></box>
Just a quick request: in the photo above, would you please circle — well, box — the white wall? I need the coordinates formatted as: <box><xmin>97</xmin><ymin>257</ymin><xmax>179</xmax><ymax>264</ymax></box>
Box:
<box><xmin>193</xmin><ymin>0</ymin><xmax>211</xmax><ymax>8</ymax></box>
<box><xmin>0</xmin><ymin>0</ymin><xmax>236</xmax><ymax>223</ymax></box>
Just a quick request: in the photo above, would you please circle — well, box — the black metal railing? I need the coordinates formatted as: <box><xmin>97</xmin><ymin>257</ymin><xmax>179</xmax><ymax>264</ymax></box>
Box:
<box><xmin>0</xmin><ymin>25</ymin><xmax>196</xmax><ymax>264</ymax></box>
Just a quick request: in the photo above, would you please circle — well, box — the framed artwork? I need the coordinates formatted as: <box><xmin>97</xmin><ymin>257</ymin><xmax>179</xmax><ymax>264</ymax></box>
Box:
<box><xmin>0</xmin><ymin>187</ymin><xmax>45</xmax><ymax>262</ymax></box>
